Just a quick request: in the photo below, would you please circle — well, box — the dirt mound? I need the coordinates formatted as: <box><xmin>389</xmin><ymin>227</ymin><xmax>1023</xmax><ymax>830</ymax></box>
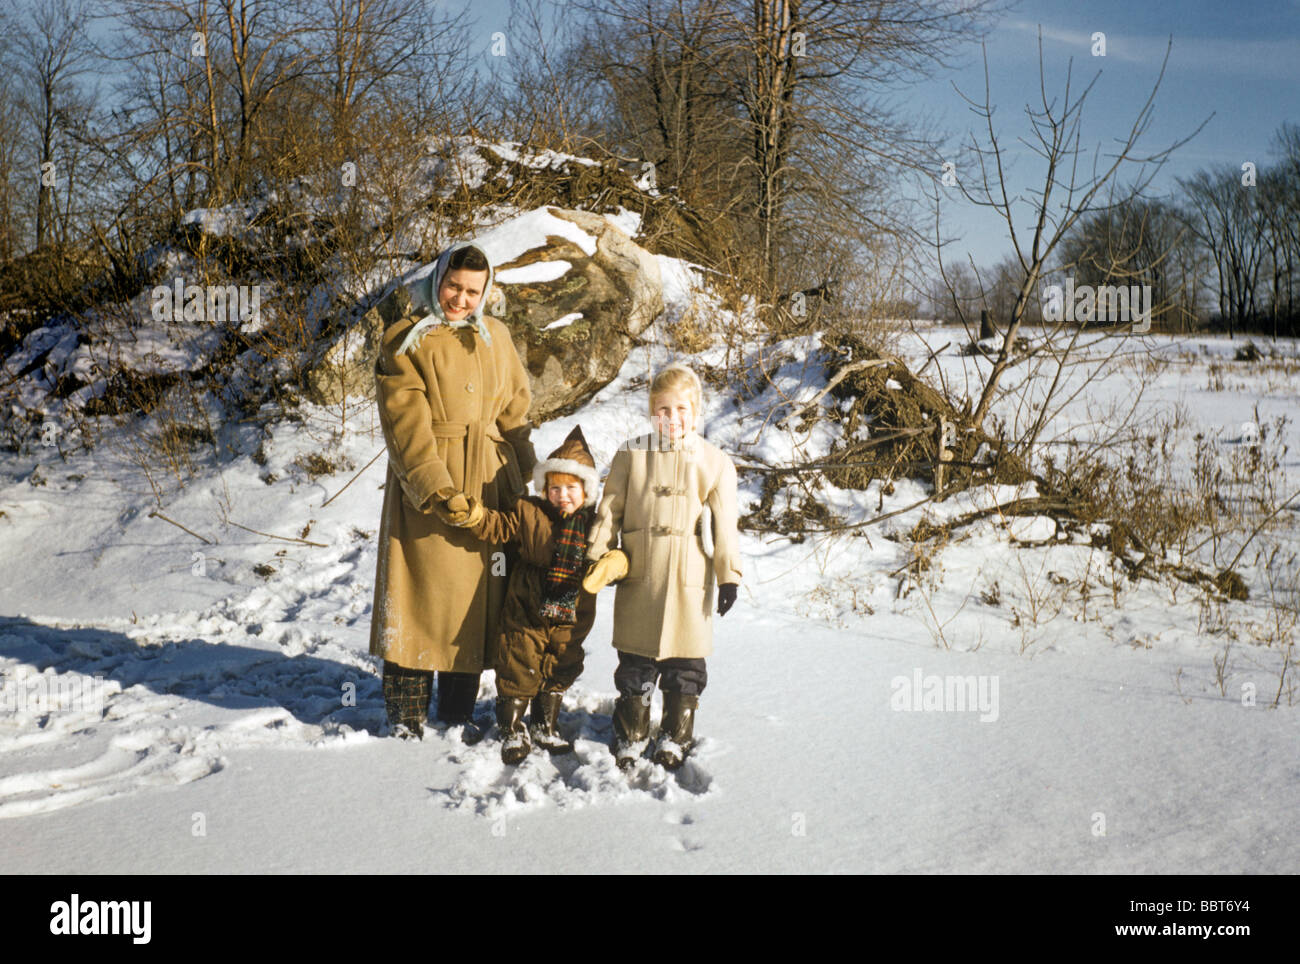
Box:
<box><xmin>739</xmin><ymin>333</ymin><xmax>1031</xmax><ymax>538</ymax></box>
<box><xmin>817</xmin><ymin>332</ymin><xmax>1029</xmax><ymax>491</ymax></box>
<box><xmin>435</xmin><ymin>143</ymin><xmax>719</xmax><ymax>268</ymax></box>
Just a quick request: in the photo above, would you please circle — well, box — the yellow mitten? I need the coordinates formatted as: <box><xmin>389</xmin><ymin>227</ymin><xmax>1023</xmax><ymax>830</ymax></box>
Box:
<box><xmin>582</xmin><ymin>550</ymin><xmax>629</xmax><ymax>593</ymax></box>
<box><xmin>447</xmin><ymin>496</ymin><xmax>485</xmax><ymax>528</ymax></box>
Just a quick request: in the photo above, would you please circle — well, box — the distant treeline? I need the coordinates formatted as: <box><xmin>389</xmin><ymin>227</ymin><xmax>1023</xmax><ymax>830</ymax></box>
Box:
<box><xmin>927</xmin><ymin>123</ymin><xmax>1300</xmax><ymax>339</ymax></box>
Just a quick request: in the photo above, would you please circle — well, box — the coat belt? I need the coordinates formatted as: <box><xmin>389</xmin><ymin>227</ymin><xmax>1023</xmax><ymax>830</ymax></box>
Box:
<box><xmin>430</xmin><ymin>419</ymin><xmax>521</xmax><ymax>501</ymax></box>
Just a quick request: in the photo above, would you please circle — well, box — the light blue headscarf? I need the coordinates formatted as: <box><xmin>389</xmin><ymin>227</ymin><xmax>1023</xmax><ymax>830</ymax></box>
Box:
<box><xmin>396</xmin><ymin>241</ymin><xmax>497</xmax><ymax>355</ymax></box>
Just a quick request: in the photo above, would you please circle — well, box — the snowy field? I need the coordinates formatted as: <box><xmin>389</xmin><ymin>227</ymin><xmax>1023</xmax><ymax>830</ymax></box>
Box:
<box><xmin>1</xmin><ymin>253</ymin><xmax>1298</xmax><ymax>873</ymax></box>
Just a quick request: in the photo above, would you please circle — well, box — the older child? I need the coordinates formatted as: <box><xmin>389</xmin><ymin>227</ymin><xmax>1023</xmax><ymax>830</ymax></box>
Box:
<box><xmin>583</xmin><ymin>363</ymin><xmax>742</xmax><ymax>770</ymax></box>
<box><xmin>450</xmin><ymin>426</ymin><xmax>600</xmax><ymax>764</ymax></box>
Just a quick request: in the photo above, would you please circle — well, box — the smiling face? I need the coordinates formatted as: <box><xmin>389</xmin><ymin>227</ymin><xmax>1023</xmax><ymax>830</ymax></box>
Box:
<box><xmin>651</xmin><ymin>387</ymin><xmax>697</xmax><ymax>439</ymax></box>
<box><xmin>545</xmin><ymin>474</ymin><xmax>586</xmax><ymax>514</ymax></box>
<box><xmin>437</xmin><ymin>267</ymin><xmax>489</xmax><ymax>321</ymax></box>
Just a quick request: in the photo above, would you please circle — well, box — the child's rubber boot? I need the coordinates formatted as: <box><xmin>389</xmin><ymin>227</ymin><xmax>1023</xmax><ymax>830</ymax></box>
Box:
<box><xmin>530</xmin><ymin>691</ymin><xmax>574</xmax><ymax>755</ymax></box>
<box><xmin>612</xmin><ymin>694</ymin><xmax>651</xmax><ymax>769</ymax></box>
<box><xmin>652</xmin><ymin>692</ymin><xmax>699</xmax><ymax>770</ymax></box>
<box><xmin>496</xmin><ymin>697</ymin><xmax>532</xmax><ymax>765</ymax></box>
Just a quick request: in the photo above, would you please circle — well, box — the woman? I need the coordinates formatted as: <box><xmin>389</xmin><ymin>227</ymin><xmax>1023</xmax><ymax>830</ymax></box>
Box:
<box><xmin>370</xmin><ymin>242</ymin><xmax>535</xmax><ymax>741</ymax></box>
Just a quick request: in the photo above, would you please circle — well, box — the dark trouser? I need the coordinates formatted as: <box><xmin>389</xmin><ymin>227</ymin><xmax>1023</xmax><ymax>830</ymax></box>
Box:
<box><xmin>382</xmin><ymin>663</ymin><xmax>480</xmax><ymax>728</ymax></box>
<box><xmin>614</xmin><ymin>651</ymin><xmax>707</xmax><ymax>699</ymax></box>
<box><xmin>436</xmin><ymin>670</ymin><xmax>481</xmax><ymax>722</ymax></box>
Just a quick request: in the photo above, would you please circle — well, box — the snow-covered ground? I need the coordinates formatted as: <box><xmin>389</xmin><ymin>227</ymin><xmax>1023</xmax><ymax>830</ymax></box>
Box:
<box><xmin>2</xmin><ymin>258</ymin><xmax>1298</xmax><ymax>871</ymax></box>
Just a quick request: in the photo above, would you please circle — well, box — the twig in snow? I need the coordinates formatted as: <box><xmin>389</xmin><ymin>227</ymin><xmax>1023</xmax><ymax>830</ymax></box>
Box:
<box><xmin>147</xmin><ymin>510</ymin><xmax>213</xmax><ymax>545</ymax></box>
<box><xmin>776</xmin><ymin>358</ymin><xmax>892</xmax><ymax>430</ymax></box>
<box><xmin>745</xmin><ymin>493</ymin><xmax>936</xmax><ymax>536</ymax></box>
<box><xmin>321</xmin><ymin>449</ymin><xmax>385</xmax><ymax>508</ymax></box>
<box><xmin>1223</xmin><ymin>485</ymin><xmax>1300</xmax><ymax>575</ymax></box>
<box><xmin>226</xmin><ymin>519</ymin><xmax>328</xmax><ymax>548</ymax></box>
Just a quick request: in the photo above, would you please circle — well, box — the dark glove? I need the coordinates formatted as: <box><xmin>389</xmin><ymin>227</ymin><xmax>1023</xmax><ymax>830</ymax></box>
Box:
<box><xmin>717</xmin><ymin>583</ymin><xmax>738</xmax><ymax>617</ymax></box>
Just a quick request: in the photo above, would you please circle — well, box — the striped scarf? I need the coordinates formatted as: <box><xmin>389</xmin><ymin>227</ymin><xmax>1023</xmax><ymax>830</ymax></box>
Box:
<box><xmin>540</xmin><ymin>504</ymin><xmax>594</xmax><ymax>625</ymax></box>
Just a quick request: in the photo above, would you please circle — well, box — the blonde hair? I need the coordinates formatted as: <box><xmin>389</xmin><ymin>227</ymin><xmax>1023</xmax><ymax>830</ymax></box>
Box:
<box><xmin>649</xmin><ymin>363</ymin><xmax>702</xmax><ymax>415</ymax></box>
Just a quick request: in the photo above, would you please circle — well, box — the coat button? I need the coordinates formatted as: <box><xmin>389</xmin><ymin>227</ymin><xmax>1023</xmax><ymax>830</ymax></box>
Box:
<box><xmin>466</xmin><ymin>382</ymin><xmax>474</xmax><ymax>393</ymax></box>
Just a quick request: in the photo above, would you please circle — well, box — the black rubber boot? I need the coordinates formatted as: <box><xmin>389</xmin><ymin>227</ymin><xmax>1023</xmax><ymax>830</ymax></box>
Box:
<box><xmin>530</xmin><ymin>691</ymin><xmax>573</xmax><ymax>755</ymax></box>
<box><xmin>496</xmin><ymin>697</ymin><xmax>532</xmax><ymax>765</ymax></box>
<box><xmin>437</xmin><ymin>672</ymin><xmax>485</xmax><ymax>745</ymax></box>
<box><xmin>612</xmin><ymin>694</ymin><xmax>652</xmax><ymax>769</ymax></box>
<box><xmin>652</xmin><ymin>692</ymin><xmax>699</xmax><ymax>770</ymax></box>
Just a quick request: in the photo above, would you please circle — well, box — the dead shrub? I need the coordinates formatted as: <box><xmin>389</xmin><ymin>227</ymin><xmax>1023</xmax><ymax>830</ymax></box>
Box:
<box><xmin>294</xmin><ymin>452</ymin><xmax>354</xmax><ymax>481</ymax></box>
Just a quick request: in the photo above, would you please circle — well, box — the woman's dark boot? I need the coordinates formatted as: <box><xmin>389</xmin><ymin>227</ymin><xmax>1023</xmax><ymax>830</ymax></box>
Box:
<box><xmin>436</xmin><ymin>671</ymin><xmax>486</xmax><ymax>745</ymax></box>
<box><xmin>529</xmin><ymin>691</ymin><xmax>573</xmax><ymax>755</ymax></box>
<box><xmin>496</xmin><ymin>697</ymin><xmax>532</xmax><ymax>765</ymax></box>
<box><xmin>612</xmin><ymin>694</ymin><xmax>651</xmax><ymax>769</ymax></box>
<box><xmin>652</xmin><ymin>692</ymin><xmax>699</xmax><ymax>770</ymax></box>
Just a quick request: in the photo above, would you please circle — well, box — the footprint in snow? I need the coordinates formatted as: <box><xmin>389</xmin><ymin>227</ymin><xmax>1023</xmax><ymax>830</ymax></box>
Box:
<box><xmin>429</xmin><ymin>688</ymin><xmax>718</xmax><ymax>818</ymax></box>
<box><xmin>0</xmin><ymin>615</ymin><xmax>383</xmax><ymax>818</ymax></box>
<box><xmin>0</xmin><ymin>727</ymin><xmax>224</xmax><ymax>820</ymax></box>
<box><xmin>669</xmin><ymin>835</ymin><xmax>705</xmax><ymax>854</ymax></box>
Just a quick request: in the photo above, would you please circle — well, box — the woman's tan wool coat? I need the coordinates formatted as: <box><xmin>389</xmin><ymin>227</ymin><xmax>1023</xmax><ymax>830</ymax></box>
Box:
<box><xmin>369</xmin><ymin>312</ymin><xmax>535</xmax><ymax>673</ymax></box>
<box><xmin>587</xmin><ymin>430</ymin><xmax>742</xmax><ymax>659</ymax></box>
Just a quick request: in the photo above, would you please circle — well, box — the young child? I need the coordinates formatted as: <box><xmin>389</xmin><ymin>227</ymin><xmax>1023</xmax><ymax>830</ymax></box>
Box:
<box><xmin>583</xmin><ymin>363</ymin><xmax>742</xmax><ymax>770</ymax></box>
<box><xmin>449</xmin><ymin>426</ymin><xmax>600</xmax><ymax>764</ymax></box>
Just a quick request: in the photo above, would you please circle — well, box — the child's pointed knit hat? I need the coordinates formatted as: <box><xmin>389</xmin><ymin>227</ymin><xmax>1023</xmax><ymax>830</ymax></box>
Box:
<box><xmin>533</xmin><ymin>425</ymin><xmax>599</xmax><ymax>507</ymax></box>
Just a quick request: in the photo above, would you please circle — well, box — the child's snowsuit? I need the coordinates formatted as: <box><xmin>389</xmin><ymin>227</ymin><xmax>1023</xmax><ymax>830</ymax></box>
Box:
<box><xmin>469</xmin><ymin>496</ymin><xmax>596</xmax><ymax>700</ymax></box>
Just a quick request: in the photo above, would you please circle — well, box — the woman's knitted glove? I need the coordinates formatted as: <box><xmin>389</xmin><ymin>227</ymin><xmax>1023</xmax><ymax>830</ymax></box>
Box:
<box><xmin>432</xmin><ymin>492</ymin><xmax>471</xmax><ymax>526</ymax></box>
<box><xmin>581</xmin><ymin>550</ymin><xmax>629</xmax><ymax>593</ymax></box>
<box><xmin>446</xmin><ymin>496</ymin><xmax>485</xmax><ymax>528</ymax></box>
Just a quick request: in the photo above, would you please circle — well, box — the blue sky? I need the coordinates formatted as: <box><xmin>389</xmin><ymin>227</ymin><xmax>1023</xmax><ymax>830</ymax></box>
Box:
<box><xmin>906</xmin><ymin>0</ymin><xmax>1300</xmax><ymax>265</ymax></box>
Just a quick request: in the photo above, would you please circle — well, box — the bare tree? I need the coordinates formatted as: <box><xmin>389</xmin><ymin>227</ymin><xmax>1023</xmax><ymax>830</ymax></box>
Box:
<box><xmin>1056</xmin><ymin>197</ymin><xmax>1204</xmax><ymax>333</ymax></box>
<box><xmin>1179</xmin><ymin>164</ymin><xmax>1269</xmax><ymax>338</ymax></box>
<box><xmin>291</xmin><ymin>0</ymin><xmax>468</xmax><ymax>159</ymax></box>
<box><xmin>925</xmin><ymin>258</ymin><xmax>981</xmax><ymax>326</ymax></box>
<box><xmin>728</xmin><ymin>0</ymin><xmax>1003</xmax><ymax>296</ymax></box>
<box><xmin>0</xmin><ymin>3</ymin><xmax>26</xmax><ymax>262</ymax></box>
<box><xmin>572</xmin><ymin>0</ymin><xmax>744</xmax><ymax>218</ymax></box>
<box><xmin>505</xmin><ymin>0</ymin><xmax>592</xmax><ymax>147</ymax></box>
<box><xmin>12</xmin><ymin>0</ymin><xmax>96</xmax><ymax>250</ymax></box>
<box><xmin>1257</xmin><ymin>125</ymin><xmax>1300</xmax><ymax>337</ymax></box>
<box><xmin>934</xmin><ymin>34</ymin><xmax>1202</xmax><ymax>441</ymax></box>
<box><xmin>572</xmin><ymin>0</ymin><xmax>1004</xmax><ymax>314</ymax></box>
